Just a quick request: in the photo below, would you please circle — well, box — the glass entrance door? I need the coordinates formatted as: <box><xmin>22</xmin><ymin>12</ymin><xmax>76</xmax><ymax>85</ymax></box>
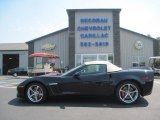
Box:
<box><xmin>83</xmin><ymin>55</ymin><xmax>97</xmax><ymax>63</ymax></box>
<box><xmin>75</xmin><ymin>54</ymin><xmax>113</xmax><ymax>66</ymax></box>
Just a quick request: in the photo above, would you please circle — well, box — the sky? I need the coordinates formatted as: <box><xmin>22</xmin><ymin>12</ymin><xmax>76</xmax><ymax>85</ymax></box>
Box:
<box><xmin>0</xmin><ymin>0</ymin><xmax>160</xmax><ymax>43</ymax></box>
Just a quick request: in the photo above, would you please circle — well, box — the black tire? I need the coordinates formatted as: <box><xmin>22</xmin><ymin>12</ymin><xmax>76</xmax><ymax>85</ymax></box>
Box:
<box><xmin>25</xmin><ymin>83</ymin><xmax>47</xmax><ymax>104</ymax></box>
<box><xmin>116</xmin><ymin>81</ymin><xmax>140</xmax><ymax>104</ymax></box>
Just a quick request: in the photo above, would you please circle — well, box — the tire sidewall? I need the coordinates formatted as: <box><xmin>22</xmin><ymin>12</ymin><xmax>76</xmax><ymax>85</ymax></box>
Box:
<box><xmin>116</xmin><ymin>81</ymin><xmax>140</xmax><ymax>105</ymax></box>
<box><xmin>25</xmin><ymin>83</ymin><xmax>47</xmax><ymax>104</ymax></box>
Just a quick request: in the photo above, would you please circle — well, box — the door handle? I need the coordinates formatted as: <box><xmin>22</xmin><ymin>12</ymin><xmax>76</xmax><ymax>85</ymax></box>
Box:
<box><xmin>94</xmin><ymin>81</ymin><xmax>102</xmax><ymax>85</ymax></box>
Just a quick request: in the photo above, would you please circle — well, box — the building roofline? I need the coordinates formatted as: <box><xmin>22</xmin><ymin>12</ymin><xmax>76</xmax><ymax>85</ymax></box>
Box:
<box><xmin>0</xmin><ymin>43</ymin><xmax>28</xmax><ymax>51</ymax></box>
<box><xmin>0</xmin><ymin>50</ymin><xmax>28</xmax><ymax>51</ymax></box>
<box><xmin>26</xmin><ymin>27</ymin><xmax>68</xmax><ymax>43</ymax></box>
<box><xmin>67</xmin><ymin>8</ymin><xmax>121</xmax><ymax>13</ymax></box>
<box><xmin>120</xmin><ymin>27</ymin><xmax>157</xmax><ymax>41</ymax></box>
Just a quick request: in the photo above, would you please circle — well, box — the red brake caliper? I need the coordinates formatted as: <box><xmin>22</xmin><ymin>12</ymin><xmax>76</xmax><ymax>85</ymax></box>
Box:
<box><xmin>120</xmin><ymin>89</ymin><xmax>125</xmax><ymax>98</ymax></box>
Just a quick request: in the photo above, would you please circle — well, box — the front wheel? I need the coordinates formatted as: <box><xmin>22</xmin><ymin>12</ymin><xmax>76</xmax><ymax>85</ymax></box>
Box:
<box><xmin>116</xmin><ymin>81</ymin><xmax>140</xmax><ymax>104</ymax></box>
<box><xmin>26</xmin><ymin>83</ymin><xmax>47</xmax><ymax>103</ymax></box>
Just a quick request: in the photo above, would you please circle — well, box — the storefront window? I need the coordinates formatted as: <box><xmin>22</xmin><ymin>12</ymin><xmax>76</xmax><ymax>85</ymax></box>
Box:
<box><xmin>132</xmin><ymin>62</ymin><xmax>139</xmax><ymax>67</ymax></box>
<box><xmin>83</xmin><ymin>55</ymin><xmax>97</xmax><ymax>63</ymax></box>
<box><xmin>139</xmin><ymin>62</ymin><xmax>145</xmax><ymax>67</ymax></box>
<box><xmin>108</xmin><ymin>54</ymin><xmax>113</xmax><ymax>63</ymax></box>
<box><xmin>132</xmin><ymin>56</ymin><xmax>146</xmax><ymax>68</ymax></box>
<box><xmin>76</xmin><ymin>55</ymin><xmax>81</xmax><ymax>66</ymax></box>
<box><xmin>98</xmin><ymin>55</ymin><xmax>107</xmax><ymax>61</ymax></box>
<box><xmin>75</xmin><ymin>54</ymin><xmax>113</xmax><ymax>66</ymax></box>
<box><xmin>36</xmin><ymin>57</ymin><xmax>42</xmax><ymax>64</ymax></box>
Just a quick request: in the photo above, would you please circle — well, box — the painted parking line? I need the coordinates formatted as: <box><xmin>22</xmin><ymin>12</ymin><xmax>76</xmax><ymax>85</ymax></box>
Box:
<box><xmin>9</xmin><ymin>83</ymin><xmax>20</xmax><ymax>85</ymax></box>
<box><xmin>155</xmin><ymin>81</ymin><xmax>160</xmax><ymax>85</ymax></box>
<box><xmin>0</xmin><ymin>82</ymin><xmax>20</xmax><ymax>89</ymax></box>
<box><xmin>0</xmin><ymin>85</ymin><xmax>16</xmax><ymax>89</ymax></box>
<box><xmin>0</xmin><ymin>82</ymin><xmax>7</xmax><ymax>84</ymax></box>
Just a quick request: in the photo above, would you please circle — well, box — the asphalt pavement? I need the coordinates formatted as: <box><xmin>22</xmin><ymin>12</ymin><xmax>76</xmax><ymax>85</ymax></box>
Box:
<box><xmin>0</xmin><ymin>76</ymin><xmax>160</xmax><ymax>120</ymax></box>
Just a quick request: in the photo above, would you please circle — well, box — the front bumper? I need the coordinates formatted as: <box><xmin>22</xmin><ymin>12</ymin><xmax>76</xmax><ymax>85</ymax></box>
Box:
<box><xmin>17</xmin><ymin>84</ymin><xmax>26</xmax><ymax>99</ymax></box>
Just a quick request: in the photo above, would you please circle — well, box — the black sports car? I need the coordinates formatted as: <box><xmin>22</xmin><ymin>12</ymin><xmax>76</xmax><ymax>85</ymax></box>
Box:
<box><xmin>17</xmin><ymin>61</ymin><xmax>154</xmax><ymax>104</ymax></box>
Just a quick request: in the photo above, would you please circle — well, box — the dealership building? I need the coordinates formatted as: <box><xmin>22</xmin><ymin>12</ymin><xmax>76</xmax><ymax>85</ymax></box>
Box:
<box><xmin>25</xmin><ymin>9</ymin><xmax>159</xmax><ymax>70</ymax></box>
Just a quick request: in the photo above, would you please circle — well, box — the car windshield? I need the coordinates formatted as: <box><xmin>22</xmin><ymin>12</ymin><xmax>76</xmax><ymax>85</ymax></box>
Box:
<box><xmin>62</xmin><ymin>64</ymin><xmax>84</xmax><ymax>76</ymax></box>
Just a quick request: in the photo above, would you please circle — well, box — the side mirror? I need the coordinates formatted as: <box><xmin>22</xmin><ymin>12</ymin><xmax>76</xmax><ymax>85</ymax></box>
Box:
<box><xmin>73</xmin><ymin>72</ymin><xmax>80</xmax><ymax>80</ymax></box>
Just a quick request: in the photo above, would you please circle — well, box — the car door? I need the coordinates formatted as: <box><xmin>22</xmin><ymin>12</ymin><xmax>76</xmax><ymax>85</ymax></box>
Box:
<box><xmin>77</xmin><ymin>64</ymin><xmax>113</xmax><ymax>95</ymax></box>
<box><xmin>56</xmin><ymin>64</ymin><xmax>113</xmax><ymax>95</ymax></box>
<box><xmin>57</xmin><ymin>75</ymin><xmax>85</xmax><ymax>94</ymax></box>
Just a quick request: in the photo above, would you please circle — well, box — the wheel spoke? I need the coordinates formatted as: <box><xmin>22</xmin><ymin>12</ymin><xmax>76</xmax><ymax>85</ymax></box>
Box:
<box><xmin>35</xmin><ymin>94</ymin><xmax>38</xmax><ymax>102</ymax></box>
<box><xmin>127</xmin><ymin>84</ymin><xmax>131</xmax><ymax>91</ymax></box>
<box><xmin>30</xmin><ymin>93</ymin><xmax>35</xmax><ymax>98</ymax></box>
<box><xmin>128</xmin><ymin>93</ymin><xmax>134</xmax><ymax>101</ymax></box>
<box><xmin>29</xmin><ymin>88</ymin><xmax>35</xmax><ymax>93</ymax></box>
<box><xmin>120</xmin><ymin>89</ymin><xmax>126</xmax><ymax>93</ymax></box>
<box><xmin>130</xmin><ymin>90</ymin><xmax>138</xmax><ymax>93</ymax></box>
<box><xmin>122</xmin><ymin>93</ymin><xmax>128</xmax><ymax>100</ymax></box>
<box><xmin>36</xmin><ymin>86</ymin><xmax>39</xmax><ymax>92</ymax></box>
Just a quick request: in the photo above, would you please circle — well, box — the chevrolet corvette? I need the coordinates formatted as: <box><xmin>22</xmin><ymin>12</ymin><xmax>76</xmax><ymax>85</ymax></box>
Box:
<box><xmin>17</xmin><ymin>61</ymin><xmax>154</xmax><ymax>104</ymax></box>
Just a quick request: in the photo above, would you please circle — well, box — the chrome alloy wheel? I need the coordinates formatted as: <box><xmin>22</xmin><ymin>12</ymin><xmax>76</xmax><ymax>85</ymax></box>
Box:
<box><xmin>27</xmin><ymin>85</ymin><xmax>44</xmax><ymax>103</ymax></box>
<box><xmin>119</xmin><ymin>83</ymin><xmax>139</xmax><ymax>104</ymax></box>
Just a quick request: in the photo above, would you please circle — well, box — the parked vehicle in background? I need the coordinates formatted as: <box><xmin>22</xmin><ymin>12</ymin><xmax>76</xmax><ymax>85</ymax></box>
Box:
<box><xmin>148</xmin><ymin>56</ymin><xmax>160</xmax><ymax>76</ymax></box>
<box><xmin>7</xmin><ymin>67</ymin><xmax>27</xmax><ymax>77</ymax></box>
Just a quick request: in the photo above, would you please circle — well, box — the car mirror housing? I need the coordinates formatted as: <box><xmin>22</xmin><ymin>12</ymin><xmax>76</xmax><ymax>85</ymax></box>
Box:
<box><xmin>73</xmin><ymin>72</ymin><xmax>80</xmax><ymax>80</ymax></box>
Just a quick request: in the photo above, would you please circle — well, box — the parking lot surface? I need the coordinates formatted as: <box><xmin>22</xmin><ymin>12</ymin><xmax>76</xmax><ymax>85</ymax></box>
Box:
<box><xmin>0</xmin><ymin>76</ymin><xmax>160</xmax><ymax>120</ymax></box>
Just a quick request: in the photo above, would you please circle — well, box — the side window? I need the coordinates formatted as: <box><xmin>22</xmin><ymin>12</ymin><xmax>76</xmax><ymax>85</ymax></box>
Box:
<box><xmin>79</xmin><ymin>64</ymin><xmax>106</xmax><ymax>75</ymax></box>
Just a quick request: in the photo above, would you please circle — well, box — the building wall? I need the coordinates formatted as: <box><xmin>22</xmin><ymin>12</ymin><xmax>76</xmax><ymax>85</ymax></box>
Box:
<box><xmin>19</xmin><ymin>51</ymin><xmax>28</xmax><ymax>69</ymax></box>
<box><xmin>153</xmin><ymin>40</ymin><xmax>159</xmax><ymax>56</ymax></box>
<box><xmin>112</xmin><ymin>11</ymin><xmax>121</xmax><ymax>66</ymax></box>
<box><xmin>0</xmin><ymin>53</ymin><xmax>2</xmax><ymax>75</ymax></box>
<box><xmin>75</xmin><ymin>11</ymin><xmax>114</xmax><ymax>54</ymax></box>
<box><xmin>27</xmin><ymin>9</ymin><xmax>157</xmax><ymax>70</ymax></box>
<box><xmin>34</xmin><ymin>30</ymin><xmax>69</xmax><ymax>68</ymax></box>
<box><xmin>120</xmin><ymin>28</ymin><xmax>154</xmax><ymax>69</ymax></box>
<box><xmin>67</xmin><ymin>9</ymin><xmax>121</xmax><ymax>67</ymax></box>
<box><xmin>68</xmin><ymin>10</ymin><xmax>76</xmax><ymax>69</ymax></box>
<box><xmin>28</xmin><ymin>42</ymin><xmax>34</xmax><ymax>67</ymax></box>
<box><xmin>68</xmin><ymin>9</ymin><xmax>121</xmax><ymax>67</ymax></box>
<box><xmin>0</xmin><ymin>51</ymin><xmax>28</xmax><ymax>75</ymax></box>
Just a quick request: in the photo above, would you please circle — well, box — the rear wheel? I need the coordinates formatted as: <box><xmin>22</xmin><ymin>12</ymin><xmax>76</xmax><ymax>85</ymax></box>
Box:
<box><xmin>116</xmin><ymin>81</ymin><xmax>140</xmax><ymax>104</ymax></box>
<box><xmin>26</xmin><ymin>83</ymin><xmax>47</xmax><ymax>103</ymax></box>
<box><xmin>13</xmin><ymin>73</ymin><xmax>17</xmax><ymax>77</ymax></box>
